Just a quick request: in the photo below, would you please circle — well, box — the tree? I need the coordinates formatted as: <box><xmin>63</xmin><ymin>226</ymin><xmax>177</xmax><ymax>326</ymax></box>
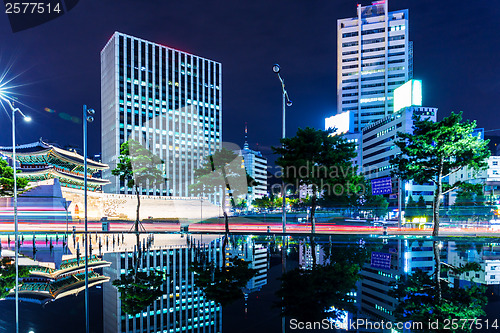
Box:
<box><xmin>363</xmin><ymin>194</ymin><xmax>389</xmax><ymax>219</ymax></box>
<box><xmin>252</xmin><ymin>197</ymin><xmax>273</xmax><ymax>209</ymax></box>
<box><xmin>0</xmin><ymin>158</ymin><xmax>28</xmax><ymax>197</ymax></box>
<box><xmin>190</xmin><ymin>255</ymin><xmax>257</xmax><ymax>307</ymax></box>
<box><xmin>390</xmin><ymin>112</ymin><xmax>490</xmax><ymax>236</ymax></box>
<box><xmin>190</xmin><ymin>147</ymin><xmax>257</xmax><ymax>268</ymax></box>
<box><xmin>405</xmin><ymin>196</ymin><xmax>418</xmax><ymax>221</ymax></box>
<box><xmin>416</xmin><ymin>195</ymin><xmax>429</xmax><ymax>218</ymax></box>
<box><xmin>190</xmin><ymin>147</ymin><xmax>254</xmax><ymax>235</ymax></box>
<box><xmin>111</xmin><ymin>140</ymin><xmax>165</xmax><ymax>233</ymax></box>
<box><xmin>0</xmin><ymin>258</ymin><xmax>30</xmax><ymax>299</ymax></box>
<box><xmin>273</xmin><ymin>127</ymin><xmax>359</xmax><ymax>233</ymax></box>
<box><xmin>276</xmin><ymin>241</ymin><xmax>368</xmax><ymax>321</ymax></box>
<box><xmin>112</xmin><ymin>267</ymin><xmax>166</xmax><ymax>315</ymax></box>
<box><xmin>451</xmin><ymin>184</ymin><xmax>493</xmax><ymax>223</ymax></box>
<box><xmin>392</xmin><ymin>241</ymin><xmax>487</xmax><ymax>333</ymax></box>
<box><xmin>111</xmin><ymin>140</ymin><xmax>166</xmax><ymax>314</ymax></box>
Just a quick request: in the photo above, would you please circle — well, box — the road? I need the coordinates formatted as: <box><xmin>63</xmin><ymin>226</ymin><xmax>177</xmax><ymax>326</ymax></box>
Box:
<box><xmin>1</xmin><ymin>220</ymin><xmax>499</xmax><ymax>237</ymax></box>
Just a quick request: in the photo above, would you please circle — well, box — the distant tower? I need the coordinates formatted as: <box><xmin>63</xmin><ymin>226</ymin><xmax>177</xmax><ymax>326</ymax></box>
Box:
<box><xmin>244</xmin><ymin>122</ymin><xmax>249</xmax><ymax>150</ymax></box>
<box><xmin>240</xmin><ymin>124</ymin><xmax>268</xmax><ymax>203</ymax></box>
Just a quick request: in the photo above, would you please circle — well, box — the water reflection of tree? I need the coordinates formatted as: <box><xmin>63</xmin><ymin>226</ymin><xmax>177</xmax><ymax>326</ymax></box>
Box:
<box><xmin>189</xmin><ymin>242</ymin><xmax>257</xmax><ymax>307</ymax></box>
<box><xmin>112</xmin><ymin>235</ymin><xmax>166</xmax><ymax>315</ymax></box>
<box><xmin>392</xmin><ymin>241</ymin><xmax>487</xmax><ymax>333</ymax></box>
<box><xmin>276</xmin><ymin>240</ymin><xmax>369</xmax><ymax>321</ymax></box>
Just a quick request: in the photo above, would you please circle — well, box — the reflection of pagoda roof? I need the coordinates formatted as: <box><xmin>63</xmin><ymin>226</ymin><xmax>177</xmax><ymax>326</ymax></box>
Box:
<box><xmin>18</xmin><ymin>166</ymin><xmax>110</xmax><ymax>186</ymax></box>
<box><xmin>6</xmin><ymin>257</ymin><xmax>111</xmax><ymax>304</ymax></box>
<box><xmin>0</xmin><ymin>140</ymin><xmax>108</xmax><ymax>170</ymax></box>
<box><xmin>8</xmin><ymin>273</ymin><xmax>109</xmax><ymax>305</ymax></box>
<box><xmin>28</xmin><ymin>256</ymin><xmax>111</xmax><ymax>278</ymax></box>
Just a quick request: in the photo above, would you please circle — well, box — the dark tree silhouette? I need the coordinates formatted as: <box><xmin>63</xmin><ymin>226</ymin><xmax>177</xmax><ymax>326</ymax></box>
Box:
<box><xmin>276</xmin><ymin>241</ymin><xmax>369</xmax><ymax>321</ymax></box>
<box><xmin>190</xmin><ymin>255</ymin><xmax>257</xmax><ymax>307</ymax></box>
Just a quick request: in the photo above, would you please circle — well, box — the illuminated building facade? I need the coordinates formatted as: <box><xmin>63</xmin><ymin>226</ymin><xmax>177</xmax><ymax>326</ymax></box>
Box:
<box><xmin>0</xmin><ymin>140</ymin><xmax>109</xmax><ymax>191</ymax></box>
<box><xmin>298</xmin><ymin>239</ymin><xmax>328</xmax><ymax>270</ymax></box>
<box><xmin>360</xmin><ymin>80</ymin><xmax>437</xmax><ymax>211</ymax></box>
<box><xmin>240</xmin><ymin>142</ymin><xmax>267</xmax><ymax>205</ymax></box>
<box><xmin>227</xmin><ymin>237</ymin><xmax>268</xmax><ymax>293</ymax></box>
<box><xmin>324</xmin><ymin>112</ymin><xmax>362</xmax><ymax>168</ymax></box>
<box><xmin>101</xmin><ymin>32</ymin><xmax>222</xmax><ymax>197</ymax></box>
<box><xmin>337</xmin><ymin>0</ymin><xmax>412</xmax><ymax>132</ymax></box>
<box><xmin>361</xmin><ymin>105</ymin><xmax>437</xmax><ymax>208</ymax></box>
<box><xmin>448</xmin><ymin>242</ymin><xmax>500</xmax><ymax>287</ymax></box>
<box><xmin>358</xmin><ymin>240</ymin><xmax>434</xmax><ymax>323</ymax></box>
<box><xmin>103</xmin><ymin>240</ymin><xmax>223</xmax><ymax>333</ymax></box>
<box><xmin>448</xmin><ymin>154</ymin><xmax>500</xmax><ymax>205</ymax></box>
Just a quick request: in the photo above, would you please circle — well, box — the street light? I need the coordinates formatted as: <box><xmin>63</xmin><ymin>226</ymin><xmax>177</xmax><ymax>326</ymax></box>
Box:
<box><xmin>83</xmin><ymin>104</ymin><xmax>94</xmax><ymax>333</ymax></box>
<box><xmin>272</xmin><ymin>64</ymin><xmax>292</xmax><ymax>233</ymax></box>
<box><xmin>0</xmin><ymin>96</ymin><xmax>30</xmax><ymax>333</ymax></box>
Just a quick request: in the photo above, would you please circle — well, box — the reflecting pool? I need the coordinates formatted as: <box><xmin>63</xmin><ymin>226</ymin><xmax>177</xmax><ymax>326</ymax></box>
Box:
<box><xmin>1</xmin><ymin>232</ymin><xmax>499</xmax><ymax>333</ymax></box>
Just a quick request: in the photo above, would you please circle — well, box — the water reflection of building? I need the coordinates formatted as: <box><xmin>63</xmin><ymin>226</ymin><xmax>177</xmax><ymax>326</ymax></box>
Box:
<box><xmin>448</xmin><ymin>242</ymin><xmax>500</xmax><ymax>291</ymax></box>
<box><xmin>227</xmin><ymin>237</ymin><xmax>268</xmax><ymax>293</ymax></box>
<box><xmin>298</xmin><ymin>239</ymin><xmax>328</xmax><ymax>270</ymax></box>
<box><xmin>358</xmin><ymin>240</ymin><xmax>434</xmax><ymax>326</ymax></box>
<box><xmin>103</xmin><ymin>238</ymin><xmax>223</xmax><ymax>333</ymax></box>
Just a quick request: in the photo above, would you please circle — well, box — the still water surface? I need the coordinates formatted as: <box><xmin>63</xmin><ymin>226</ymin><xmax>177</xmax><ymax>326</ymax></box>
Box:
<box><xmin>1</xmin><ymin>233</ymin><xmax>499</xmax><ymax>333</ymax></box>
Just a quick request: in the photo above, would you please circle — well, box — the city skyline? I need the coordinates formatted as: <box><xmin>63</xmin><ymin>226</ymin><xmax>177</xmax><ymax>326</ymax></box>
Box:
<box><xmin>0</xmin><ymin>0</ymin><xmax>499</xmax><ymax>166</ymax></box>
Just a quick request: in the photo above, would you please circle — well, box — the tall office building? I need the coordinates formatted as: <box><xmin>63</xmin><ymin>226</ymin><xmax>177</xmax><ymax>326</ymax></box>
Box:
<box><xmin>337</xmin><ymin>0</ymin><xmax>412</xmax><ymax>132</ymax></box>
<box><xmin>101</xmin><ymin>32</ymin><xmax>222</xmax><ymax>197</ymax></box>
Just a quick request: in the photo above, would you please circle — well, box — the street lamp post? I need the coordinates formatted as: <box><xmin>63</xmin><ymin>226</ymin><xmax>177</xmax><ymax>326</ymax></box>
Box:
<box><xmin>83</xmin><ymin>105</ymin><xmax>95</xmax><ymax>333</ymax></box>
<box><xmin>272</xmin><ymin>64</ymin><xmax>292</xmax><ymax>233</ymax></box>
<box><xmin>1</xmin><ymin>97</ymin><xmax>31</xmax><ymax>333</ymax></box>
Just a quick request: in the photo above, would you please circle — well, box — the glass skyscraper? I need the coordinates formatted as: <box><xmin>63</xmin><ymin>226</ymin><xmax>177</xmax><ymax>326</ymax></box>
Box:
<box><xmin>101</xmin><ymin>32</ymin><xmax>222</xmax><ymax>197</ymax></box>
<box><xmin>337</xmin><ymin>0</ymin><xmax>412</xmax><ymax>132</ymax></box>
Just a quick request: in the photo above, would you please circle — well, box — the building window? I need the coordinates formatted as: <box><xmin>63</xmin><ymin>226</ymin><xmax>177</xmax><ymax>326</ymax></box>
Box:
<box><xmin>342</xmin><ymin>41</ymin><xmax>359</xmax><ymax>47</ymax></box>
<box><xmin>362</xmin><ymin>37</ymin><xmax>385</xmax><ymax>45</ymax></box>
<box><xmin>342</xmin><ymin>31</ymin><xmax>359</xmax><ymax>38</ymax></box>
<box><xmin>388</xmin><ymin>35</ymin><xmax>405</xmax><ymax>41</ymax></box>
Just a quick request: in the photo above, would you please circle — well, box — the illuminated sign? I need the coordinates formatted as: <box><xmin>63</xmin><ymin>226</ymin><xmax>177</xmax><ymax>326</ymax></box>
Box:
<box><xmin>393</xmin><ymin>79</ymin><xmax>422</xmax><ymax>112</ymax></box>
<box><xmin>325</xmin><ymin>111</ymin><xmax>354</xmax><ymax>134</ymax></box>
<box><xmin>371</xmin><ymin>252</ymin><xmax>391</xmax><ymax>270</ymax></box>
<box><xmin>371</xmin><ymin>176</ymin><xmax>392</xmax><ymax>195</ymax></box>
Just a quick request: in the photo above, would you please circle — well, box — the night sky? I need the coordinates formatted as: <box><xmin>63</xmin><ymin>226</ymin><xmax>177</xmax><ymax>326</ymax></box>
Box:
<box><xmin>0</xmin><ymin>0</ymin><xmax>499</xmax><ymax>165</ymax></box>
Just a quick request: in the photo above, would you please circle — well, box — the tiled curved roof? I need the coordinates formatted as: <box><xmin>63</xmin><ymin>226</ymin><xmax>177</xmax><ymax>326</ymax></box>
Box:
<box><xmin>0</xmin><ymin>140</ymin><xmax>108</xmax><ymax>169</ymax></box>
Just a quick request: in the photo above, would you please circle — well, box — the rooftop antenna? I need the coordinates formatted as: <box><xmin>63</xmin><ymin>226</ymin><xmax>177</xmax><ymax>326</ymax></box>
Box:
<box><xmin>244</xmin><ymin>122</ymin><xmax>249</xmax><ymax>150</ymax></box>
